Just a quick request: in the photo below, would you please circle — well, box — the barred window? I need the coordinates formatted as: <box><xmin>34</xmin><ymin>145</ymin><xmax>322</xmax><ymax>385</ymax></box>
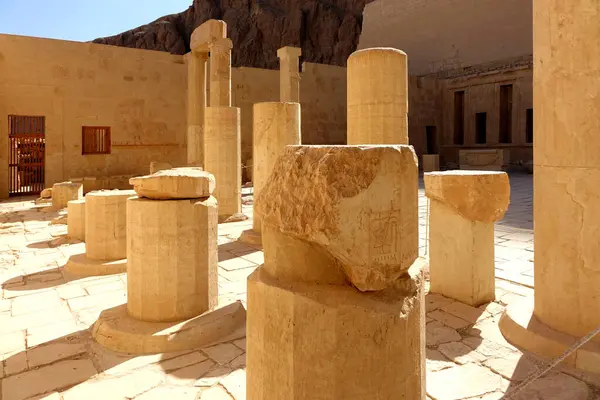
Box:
<box><xmin>82</xmin><ymin>126</ymin><xmax>111</xmax><ymax>155</ymax></box>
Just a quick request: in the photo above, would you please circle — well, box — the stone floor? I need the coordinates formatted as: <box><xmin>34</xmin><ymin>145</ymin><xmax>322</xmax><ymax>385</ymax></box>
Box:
<box><xmin>1</xmin><ymin>173</ymin><xmax>599</xmax><ymax>400</ymax></box>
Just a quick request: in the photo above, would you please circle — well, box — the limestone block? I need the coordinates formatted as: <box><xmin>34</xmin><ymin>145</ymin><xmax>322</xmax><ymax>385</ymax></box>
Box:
<box><xmin>204</xmin><ymin>107</ymin><xmax>241</xmax><ymax>218</ymax></box>
<box><xmin>424</xmin><ymin>171</ymin><xmax>510</xmax><ymax>223</ymax></box>
<box><xmin>85</xmin><ymin>190</ymin><xmax>136</xmax><ymax>261</ymax></box>
<box><xmin>126</xmin><ymin>196</ymin><xmax>218</xmax><ymax>322</ymax></box>
<box><xmin>67</xmin><ymin>200</ymin><xmax>85</xmax><ymax>241</ymax></box>
<box><xmin>424</xmin><ymin>171</ymin><xmax>510</xmax><ymax>306</ymax></box>
<box><xmin>40</xmin><ymin>188</ymin><xmax>52</xmax><ymax>199</ymax></box>
<box><xmin>130</xmin><ymin>168</ymin><xmax>215</xmax><ymax>200</ymax></box>
<box><xmin>459</xmin><ymin>149</ymin><xmax>508</xmax><ymax>171</ymax></box>
<box><xmin>252</xmin><ymin>102</ymin><xmax>301</xmax><ymax>232</ymax></box>
<box><xmin>256</xmin><ymin>145</ymin><xmax>418</xmax><ymax>292</ymax></box>
<box><xmin>247</xmin><ymin>262</ymin><xmax>425</xmax><ymax>399</ymax></box>
<box><xmin>149</xmin><ymin>161</ymin><xmax>173</xmax><ymax>174</ymax></box>
<box><xmin>422</xmin><ymin>154</ymin><xmax>440</xmax><ymax>172</ymax></box>
<box><xmin>190</xmin><ymin>20</ymin><xmax>227</xmax><ymax>51</ymax></box>
<box><xmin>51</xmin><ymin>182</ymin><xmax>82</xmax><ymax>210</ymax></box>
<box><xmin>347</xmin><ymin>48</ymin><xmax>408</xmax><ymax>145</ymax></box>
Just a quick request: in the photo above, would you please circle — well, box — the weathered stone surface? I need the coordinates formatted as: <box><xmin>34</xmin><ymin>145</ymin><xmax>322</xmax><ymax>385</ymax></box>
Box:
<box><xmin>256</xmin><ymin>145</ymin><xmax>418</xmax><ymax>291</ymax></box>
<box><xmin>424</xmin><ymin>171</ymin><xmax>510</xmax><ymax>223</ymax></box>
<box><xmin>149</xmin><ymin>161</ymin><xmax>174</xmax><ymax>174</ymax></box>
<box><xmin>93</xmin><ymin>0</ymin><xmax>371</xmax><ymax>69</ymax></box>
<box><xmin>130</xmin><ymin>168</ymin><xmax>215</xmax><ymax>200</ymax></box>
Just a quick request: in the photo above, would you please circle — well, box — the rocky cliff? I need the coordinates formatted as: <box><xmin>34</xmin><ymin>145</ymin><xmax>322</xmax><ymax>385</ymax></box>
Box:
<box><xmin>93</xmin><ymin>0</ymin><xmax>371</xmax><ymax>69</ymax></box>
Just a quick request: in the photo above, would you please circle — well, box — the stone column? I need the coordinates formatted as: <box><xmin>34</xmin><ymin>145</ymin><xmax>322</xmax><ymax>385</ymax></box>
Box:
<box><xmin>186</xmin><ymin>51</ymin><xmax>208</xmax><ymax>166</ymax></box>
<box><xmin>64</xmin><ymin>190</ymin><xmax>134</xmax><ymax>276</ymax></box>
<box><xmin>52</xmin><ymin>182</ymin><xmax>82</xmax><ymax>210</ymax></box>
<box><xmin>92</xmin><ymin>168</ymin><xmax>246</xmax><ymax>354</ymax></box>
<box><xmin>499</xmin><ymin>0</ymin><xmax>600</xmax><ymax>374</ymax></box>
<box><xmin>425</xmin><ymin>171</ymin><xmax>510</xmax><ymax>306</ymax></box>
<box><xmin>204</xmin><ymin>107</ymin><xmax>242</xmax><ymax>220</ymax></box>
<box><xmin>67</xmin><ymin>199</ymin><xmax>85</xmax><ymax>242</ymax></box>
<box><xmin>347</xmin><ymin>48</ymin><xmax>408</xmax><ymax>145</ymax></box>
<box><xmin>209</xmin><ymin>38</ymin><xmax>232</xmax><ymax>107</ymax></box>
<box><xmin>239</xmin><ymin>102</ymin><xmax>301</xmax><ymax>245</ymax></box>
<box><xmin>277</xmin><ymin>46</ymin><xmax>302</xmax><ymax>102</ymax></box>
<box><xmin>247</xmin><ymin>145</ymin><xmax>424</xmax><ymax>399</ymax></box>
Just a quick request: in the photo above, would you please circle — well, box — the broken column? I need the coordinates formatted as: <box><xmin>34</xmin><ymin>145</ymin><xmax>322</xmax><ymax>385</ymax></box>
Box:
<box><xmin>67</xmin><ymin>199</ymin><xmax>85</xmax><ymax>241</ymax></box>
<box><xmin>186</xmin><ymin>20</ymin><xmax>227</xmax><ymax>166</ymax></box>
<box><xmin>239</xmin><ymin>102</ymin><xmax>301</xmax><ymax>245</ymax></box>
<box><xmin>64</xmin><ymin>190</ymin><xmax>135</xmax><ymax>276</ymax></box>
<box><xmin>425</xmin><ymin>171</ymin><xmax>510</xmax><ymax>306</ymax></box>
<box><xmin>277</xmin><ymin>46</ymin><xmax>302</xmax><ymax>102</ymax></box>
<box><xmin>499</xmin><ymin>0</ymin><xmax>600</xmax><ymax>374</ymax></box>
<box><xmin>92</xmin><ymin>168</ymin><xmax>246</xmax><ymax>354</ymax></box>
<box><xmin>347</xmin><ymin>48</ymin><xmax>408</xmax><ymax>145</ymax></box>
<box><xmin>247</xmin><ymin>145</ymin><xmax>425</xmax><ymax>399</ymax></box>
<box><xmin>52</xmin><ymin>182</ymin><xmax>83</xmax><ymax>210</ymax></box>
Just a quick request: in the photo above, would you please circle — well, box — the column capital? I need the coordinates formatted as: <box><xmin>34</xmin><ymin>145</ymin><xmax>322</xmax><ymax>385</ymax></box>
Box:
<box><xmin>190</xmin><ymin>19</ymin><xmax>227</xmax><ymax>52</ymax></box>
<box><xmin>277</xmin><ymin>46</ymin><xmax>302</xmax><ymax>60</ymax></box>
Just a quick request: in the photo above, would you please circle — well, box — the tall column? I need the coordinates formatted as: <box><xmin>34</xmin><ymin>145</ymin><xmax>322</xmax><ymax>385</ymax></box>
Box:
<box><xmin>247</xmin><ymin>146</ymin><xmax>424</xmax><ymax>399</ymax></box>
<box><xmin>186</xmin><ymin>51</ymin><xmax>208</xmax><ymax>166</ymax></box>
<box><xmin>347</xmin><ymin>48</ymin><xmax>408</xmax><ymax>145</ymax></box>
<box><xmin>204</xmin><ymin>107</ymin><xmax>242</xmax><ymax>220</ymax></box>
<box><xmin>277</xmin><ymin>47</ymin><xmax>302</xmax><ymax>102</ymax></box>
<box><xmin>499</xmin><ymin>0</ymin><xmax>600</xmax><ymax>375</ymax></box>
<box><xmin>209</xmin><ymin>38</ymin><xmax>232</xmax><ymax>107</ymax></box>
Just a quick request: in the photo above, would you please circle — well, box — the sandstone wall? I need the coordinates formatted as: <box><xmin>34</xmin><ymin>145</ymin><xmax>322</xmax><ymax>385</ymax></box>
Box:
<box><xmin>0</xmin><ymin>33</ymin><xmax>347</xmax><ymax>197</ymax></box>
<box><xmin>359</xmin><ymin>0</ymin><xmax>533</xmax><ymax>75</ymax></box>
<box><xmin>0</xmin><ymin>34</ymin><xmax>187</xmax><ymax>198</ymax></box>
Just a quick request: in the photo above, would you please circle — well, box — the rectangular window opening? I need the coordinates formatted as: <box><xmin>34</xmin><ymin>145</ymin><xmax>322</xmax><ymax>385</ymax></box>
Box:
<box><xmin>82</xmin><ymin>126</ymin><xmax>111</xmax><ymax>155</ymax></box>
<box><xmin>454</xmin><ymin>91</ymin><xmax>465</xmax><ymax>145</ymax></box>
<box><xmin>526</xmin><ymin>108</ymin><xmax>533</xmax><ymax>143</ymax></box>
<box><xmin>475</xmin><ymin>112</ymin><xmax>487</xmax><ymax>144</ymax></box>
<box><xmin>499</xmin><ymin>84</ymin><xmax>513</xmax><ymax>143</ymax></box>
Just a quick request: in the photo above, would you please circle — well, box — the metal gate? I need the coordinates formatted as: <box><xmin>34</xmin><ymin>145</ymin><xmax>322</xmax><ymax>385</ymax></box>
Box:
<box><xmin>8</xmin><ymin>115</ymin><xmax>46</xmax><ymax>196</ymax></box>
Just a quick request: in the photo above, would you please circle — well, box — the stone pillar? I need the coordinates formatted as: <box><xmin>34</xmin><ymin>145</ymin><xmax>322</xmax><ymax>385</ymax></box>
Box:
<box><xmin>67</xmin><ymin>199</ymin><xmax>85</xmax><ymax>241</ymax></box>
<box><xmin>209</xmin><ymin>38</ymin><xmax>232</xmax><ymax>107</ymax></box>
<box><xmin>347</xmin><ymin>48</ymin><xmax>408</xmax><ymax>145</ymax></box>
<box><xmin>204</xmin><ymin>107</ymin><xmax>242</xmax><ymax>220</ymax></box>
<box><xmin>92</xmin><ymin>168</ymin><xmax>246</xmax><ymax>354</ymax></box>
<box><xmin>186</xmin><ymin>51</ymin><xmax>208</xmax><ymax>166</ymax></box>
<box><xmin>247</xmin><ymin>145</ymin><xmax>424</xmax><ymax>399</ymax></box>
<box><xmin>64</xmin><ymin>190</ymin><xmax>134</xmax><ymax>276</ymax></box>
<box><xmin>52</xmin><ymin>182</ymin><xmax>82</xmax><ymax>210</ymax></box>
<box><xmin>422</xmin><ymin>154</ymin><xmax>440</xmax><ymax>172</ymax></box>
<box><xmin>277</xmin><ymin>47</ymin><xmax>302</xmax><ymax>102</ymax></box>
<box><xmin>424</xmin><ymin>171</ymin><xmax>510</xmax><ymax>306</ymax></box>
<box><xmin>499</xmin><ymin>0</ymin><xmax>600</xmax><ymax>375</ymax></box>
<box><xmin>239</xmin><ymin>102</ymin><xmax>301</xmax><ymax>245</ymax></box>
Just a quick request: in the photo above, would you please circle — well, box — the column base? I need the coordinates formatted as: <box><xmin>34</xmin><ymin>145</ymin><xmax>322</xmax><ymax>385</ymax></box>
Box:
<box><xmin>92</xmin><ymin>301</ymin><xmax>246</xmax><ymax>354</ymax></box>
<box><xmin>64</xmin><ymin>253</ymin><xmax>127</xmax><ymax>277</ymax></box>
<box><xmin>499</xmin><ymin>296</ymin><xmax>600</xmax><ymax>375</ymax></box>
<box><xmin>237</xmin><ymin>228</ymin><xmax>262</xmax><ymax>246</ymax></box>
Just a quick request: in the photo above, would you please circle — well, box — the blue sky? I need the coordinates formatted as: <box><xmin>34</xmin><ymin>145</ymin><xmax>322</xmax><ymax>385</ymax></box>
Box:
<box><xmin>0</xmin><ymin>0</ymin><xmax>193</xmax><ymax>42</ymax></box>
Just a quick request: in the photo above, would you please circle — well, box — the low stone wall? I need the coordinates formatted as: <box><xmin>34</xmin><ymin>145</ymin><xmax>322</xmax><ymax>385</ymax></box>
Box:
<box><xmin>70</xmin><ymin>175</ymin><xmax>135</xmax><ymax>194</ymax></box>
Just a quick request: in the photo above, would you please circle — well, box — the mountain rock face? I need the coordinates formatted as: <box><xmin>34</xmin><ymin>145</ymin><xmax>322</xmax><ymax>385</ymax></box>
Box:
<box><xmin>93</xmin><ymin>0</ymin><xmax>373</xmax><ymax>69</ymax></box>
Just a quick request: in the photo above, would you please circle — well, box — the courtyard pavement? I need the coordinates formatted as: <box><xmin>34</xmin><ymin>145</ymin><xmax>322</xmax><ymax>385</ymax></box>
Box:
<box><xmin>0</xmin><ymin>173</ymin><xmax>599</xmax><ymax>400</ymax></box>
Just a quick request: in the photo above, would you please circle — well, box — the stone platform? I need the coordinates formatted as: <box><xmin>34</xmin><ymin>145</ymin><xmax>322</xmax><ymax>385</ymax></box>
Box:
<box><xmin>0</xmin><ymin>175</ymin><xmax>598</xmax><ymax>400</ymax></box>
